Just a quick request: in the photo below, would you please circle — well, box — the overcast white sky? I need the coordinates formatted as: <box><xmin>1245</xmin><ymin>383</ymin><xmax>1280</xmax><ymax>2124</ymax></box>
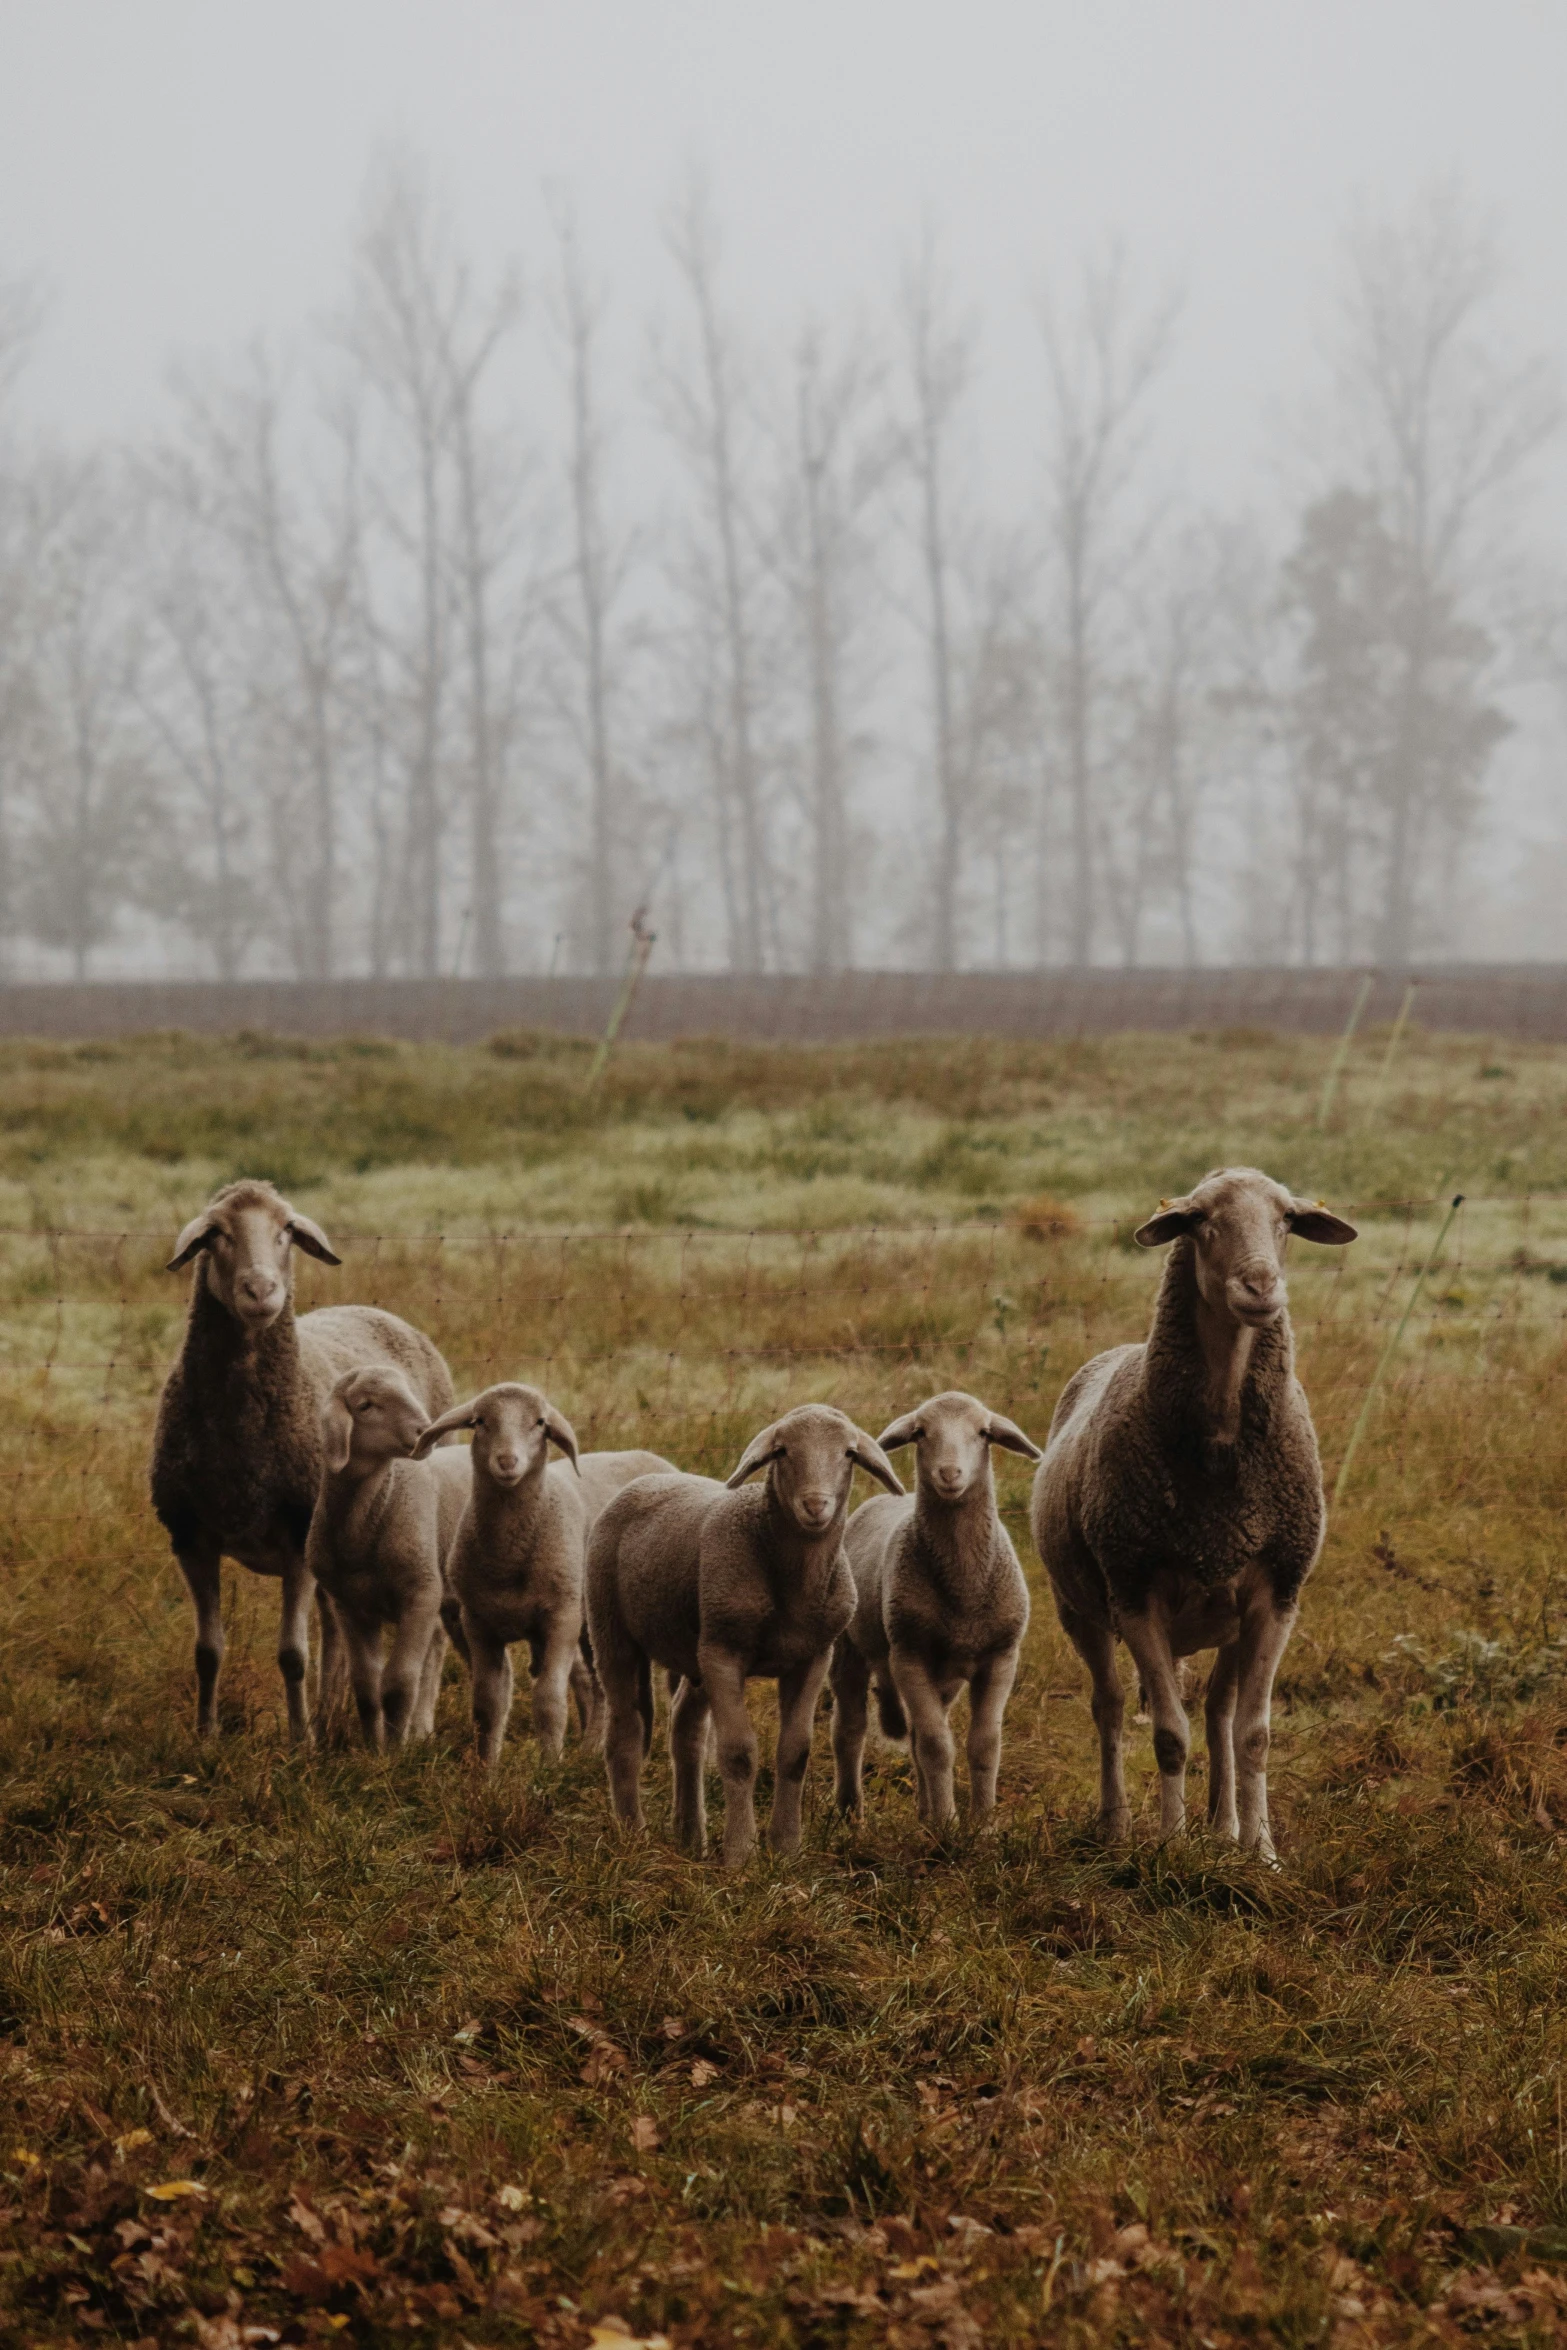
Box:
<box><xmin>4</xmin><ymin>0</ymin><xmax>1566</xmax><ymax>517</ymax></box>
<box><xmin>4</xmin><ymin>0</ymin><xmax>1566</xmax><ymax>957</ymax></box>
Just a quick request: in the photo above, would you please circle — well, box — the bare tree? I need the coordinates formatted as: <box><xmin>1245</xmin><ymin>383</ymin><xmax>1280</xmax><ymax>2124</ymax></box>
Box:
<box><xmin>134</xmin><ymin>479</ymin><xmax>264</xmax><ymax>977</ymax></box>
<box><xmin>775</xmin><ymin>315</ymin><xmax>890</xmax><ymax>972</ymax></box>
<box><xmin>15</xmin><ymin>459</ymin><xmax>152</xmax><ymax>977</ymax></box>
<box><xmin>1314</xmin><ymin>183</ymin><xmax>1560</xmax><ymax>962</ymax></box>
<box><xmin>171</xmin><ymin>353</ymin><xmax>360</xmax><ymax>977</ymax></box>
<box><xmin>899</xmin><ymin>236</ymin><xmax>976</xmax><ymax>973</ymax></box>
<box><xmin>545</xmin><ymin>201</ymin><xmax>636</xmax><ymax>973</ymax></box>
<box><xmin>0</xmin><ymin>272</ymin><xmax>48</xmax><ymax>972</ymax></box>
<box><xmin>1036</xmin><ymin>243</ymin><xmax>1178</xmax><ymax>965</ymax></box>
<box><xmin>653</xmin><ymin>181</ymin><xmax>774</xmax><ymax>972</ymax></box>
<box><xmin>349</xmin><ymin>153</ymin><xmax>527</xmax><ymax>978</ymax></box>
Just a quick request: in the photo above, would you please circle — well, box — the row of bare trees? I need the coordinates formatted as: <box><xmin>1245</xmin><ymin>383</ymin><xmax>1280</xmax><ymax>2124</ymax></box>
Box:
<box><xmin>0</xmin><ymin>166</ymin><xmax>1559</xmax><ymax>980</ymax></box>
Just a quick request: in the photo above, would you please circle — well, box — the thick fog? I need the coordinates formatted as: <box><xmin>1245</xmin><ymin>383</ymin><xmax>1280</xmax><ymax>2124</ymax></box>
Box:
<box><xmin>1</xmin><ymin>0</ymin><xmax>1564</xmax><ymax>979</ymax></box>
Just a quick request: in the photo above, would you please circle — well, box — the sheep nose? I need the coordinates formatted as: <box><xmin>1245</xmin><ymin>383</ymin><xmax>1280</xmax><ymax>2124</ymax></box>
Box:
<box><xmin>934</xmin><ymin>1464</ymin><xmax>964</xmax><ymax>1493</ymax></box>
<box><xmin>798</xmin><ymin>1492</ymin><xmax>833</xmax><ymax>1525</ymax></box>
<box><xmin>492</xmin><ymin>1451</ymin><xmax>520</xmax><ymax>1477</ymax></box>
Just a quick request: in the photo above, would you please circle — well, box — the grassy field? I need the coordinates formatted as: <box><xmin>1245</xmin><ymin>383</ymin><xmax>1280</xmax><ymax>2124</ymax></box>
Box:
<box><xmin>3</xmin><ymin>1023</ymin><xmax>1567</xmax><ymax>2346</ymax></box>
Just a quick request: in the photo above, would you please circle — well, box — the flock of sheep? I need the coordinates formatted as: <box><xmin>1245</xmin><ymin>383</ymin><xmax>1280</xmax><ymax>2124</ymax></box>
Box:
<box><xmin>148</xmin><ymin>1169</ymin><xmax>1356</xmax><ymax>1865</ymax></box>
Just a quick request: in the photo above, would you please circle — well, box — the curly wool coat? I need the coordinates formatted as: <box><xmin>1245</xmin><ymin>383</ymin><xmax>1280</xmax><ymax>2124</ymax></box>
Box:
<box><xmin>1031</xmin><ymin>1233</ymin><xmax>1326</xmax><ymax>1648</ymax></box>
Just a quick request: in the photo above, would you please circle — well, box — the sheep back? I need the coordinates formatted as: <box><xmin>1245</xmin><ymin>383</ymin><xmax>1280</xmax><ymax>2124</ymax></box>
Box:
<box><xmin>586</xmin><ymin>1472</ymin><xmax>720</xmax><ymax>1668</ymax></box>
<box><xmin>841</xmin><ymin>1492</ymin><xmax>909</xmax><ymax>1667</ymax></box>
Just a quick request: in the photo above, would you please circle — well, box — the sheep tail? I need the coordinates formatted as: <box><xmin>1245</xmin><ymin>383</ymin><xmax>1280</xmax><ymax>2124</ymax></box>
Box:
<box><xmin>875</xmin><ymin>1680</ymin><xmax>908</xmax><ymax>1742</ymax></box>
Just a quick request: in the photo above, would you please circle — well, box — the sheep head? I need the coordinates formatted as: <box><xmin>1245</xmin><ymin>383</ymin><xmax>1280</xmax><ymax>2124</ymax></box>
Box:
<box><xmin>413</xmin><ymin>1382</ymin><xmax>580</xmax><ymax>1488</ymax></box>
<box><xmin>877</xmin><ymin>1389</ymin><xmax>1042</xmax><ymax>1504</ymax></box>
<box><xmin>1134</xmin><ymin>1166</ymin><xmax>1357</xmax><ymax>1328</ymax></box>
<box><xmin>726</xmin><ymin>1403</ymin><xmax>903</xmax><ymax>1533</ymax></box>
<box><xmin>167</xmin><ymin>1180</ymin><xmax>341</xmax><ymax>1332</ymax></box>
<box><xmin>322</xmin><ymin>1366</ymin><xmax>432</xmax><ymax>1475</ymax></box>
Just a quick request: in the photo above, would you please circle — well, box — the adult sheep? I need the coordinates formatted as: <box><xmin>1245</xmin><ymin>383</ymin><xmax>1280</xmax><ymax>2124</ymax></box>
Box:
<box><xmin>149</xmin><ymin>1180</ymin><xmax>454</xmax><ymax>1742</ymax></box>
<box><xmin>1030</xmin><ymin>1166</ymin><xmax>1355</xmax><ymax>1860</ymax></box>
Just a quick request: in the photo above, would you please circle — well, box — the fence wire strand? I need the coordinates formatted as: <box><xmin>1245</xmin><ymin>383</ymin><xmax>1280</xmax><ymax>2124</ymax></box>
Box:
<box><xmin>2</xmin><ymin>1195</ymin><xmax>1563</xmax><ymax>1553</ymax></box>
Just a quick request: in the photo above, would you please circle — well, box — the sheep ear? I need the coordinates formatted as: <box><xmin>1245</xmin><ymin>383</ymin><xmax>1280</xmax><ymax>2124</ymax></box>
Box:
<box><xmin>287</xmin><ymin>1213</ymin><xmax>342</xmax><ymax>1266</ymax></box>
<box><xmin>848</xmin><ymin>1432</ymin><xmax>905</xmax><ymax>1497</ymax></box>
<box><xmin>876</xmin><ymin>1410</ymin><xmax>923</xmax><ymax>1452</ymax></box>
<box><xmin>726</xmin><ymin>1425</ymin><xmax>783</xmax><ymax>1488</ymax></box>
<box><xmin>1134</xmin><ymin>1202</ymin><xmax>1198</xmax><ymax>1248</ymax></box>
<box><xmin>412</xmin><ymin>1400</ymin><xmax>479</xmax><ymax>1459</ymax></box>
<box><xmin>985</xmin><ymin>1412</ymin><xmax>1042</xmax><ymax>1461</ymax></box>
<box><xmin>322</xmin><ymin>1391</ymin><xmax>354</xmax><ymax>1474</ymax></box>
<box><xmin>168</xmin><ymin>1211</ymin><xmax>217</xmax><ymax>1270</ymax></box>
<box><xmin>543</xmin><ymin>1404</ymin><xmax>581</xmax><ymax>1475</ymax></box>
<box><xmin>1287</xmin><ymin>1202</ymin><xmax>1358</xmax><ymax>1245</ymax></box>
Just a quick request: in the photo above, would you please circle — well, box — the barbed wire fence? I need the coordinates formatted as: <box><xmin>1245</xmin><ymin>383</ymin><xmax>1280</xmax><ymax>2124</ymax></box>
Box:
<box><xmin>2</xmin><ymin>1193</ymin><xmax>1565</xmax><ymax>1597</ymax></box>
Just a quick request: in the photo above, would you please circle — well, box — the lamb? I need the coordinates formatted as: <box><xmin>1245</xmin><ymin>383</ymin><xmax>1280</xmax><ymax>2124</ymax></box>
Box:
<box><xmin>149</xmin><ymin>1179</ymin><xmax>454</xmax><ymax>1743</ymax></box>
<box><xmin>1029</xmin><ymin>1166</ymin><xmax>1356</xmax><ymax>1859</ymax></box>
<box><xmin>412</xmin><ymin>1381</ymin><xmax>672</xmax><ymax>1764</ymax></box>
<box><xmin>586</xmin><ymin>1404</ymin><xmax>904</xmax><ymax>1866</ymax></box>
<box><xmin>831</xmin><ymin>1390</ymin><xmax>1042</xmax><ymax>1827</ymax></box>
<box><xmin>304</xmin><ymin>1367</ymin><xmax>473</xmax><ymax>1748</ymax></box>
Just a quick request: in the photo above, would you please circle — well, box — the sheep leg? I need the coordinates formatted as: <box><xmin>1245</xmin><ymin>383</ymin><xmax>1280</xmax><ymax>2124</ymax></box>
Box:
<box><xmin>439</xmin><ymin>1592</ymin><xmax>472</xmax><ymax>1672</ymax></box>
<box><xmin>1056</xmin><ymin>1603</ymin><xmax>1129</xmax><ymax>1837</ymax></box>
<box><xmin>1205</xmin><ymin>1640</ymin><xmax>1241</xmax><ymax>1838</ymax></box>
<box><xmin>570</xmin><ymin>1633</ymin><xmax>604</xmax><ymax>1748</ymax></box>
<box><xmin>342</xmin><ymin>1618</ymin><xmax>386</xmax><ymax>1751</ymax></box>
<box><xmin>278</xmin><ymin>1558</ymin><xmax>317</xmax><ymax>1746</ymax></box>
<box><xmin>316</xmin><ymin>1587</ymin><xmax>350</xmax><ymax>1732</ymax></box>
<box><xmin>1118</xmin><ymin>1609</ymin><xmax>1189</xmax><ymax>1836</ymax></box>
<box><xmin>529</xmin><ymin>1622</ymin><xmax>580</xmax><ymax>1760</ymax></box>
<box><xmin>829</xmin><ymin>1638</ymin><xmax>871</xmax><ymax>1817</ymax></box>
<box><xmin>175</xmin><ymin>1541</ymin><xmax>225</xmax><ymax>1738</ymax></box>
<box><xmin>669</xmin><ymin>1675</ymin><xmax>712</xmax><ymax>1856</ymax></box>
<box><xmin>1234</xmin><ymin>1599</ymin><xmax>1297</xmax><ymax>1861</ymax></box>
<box><xmin>965</xmin><ymin>1644</ymin><xmax>1020</xmax><ymax>1823</ymax></box>
<box><xmin>468</xmin><ymin>1623</ymin><xmax>515</xmax><ymax>1767</ymax></box>
<box><xmin>769</xmin><ymin>1651</ymin><xmax>831</xmax><ymax>1856</ymax></box>
<box><xmin>699</xmin><ymin>1646</ymin><xmax>760</xmax><ymax>1868</ymax></box>
<box><xmin>412</xmin><ymin>1621</ymin><xmax>448</xmax><ymax>1741</ymax></box>
<box><xmin>381</xmin><ymin>1600</ymin><xmax>441</xmax><ymax>1748</ymax></box>
<box><xmin>889</xmin><ymin>1646</ymin><xmax>960</xmax><ymax>1828</ymax></box>
<box><xmin>603</xmin><ymin>1661</ymin><xmax>648</xmax><ymax>1831</ymax></box>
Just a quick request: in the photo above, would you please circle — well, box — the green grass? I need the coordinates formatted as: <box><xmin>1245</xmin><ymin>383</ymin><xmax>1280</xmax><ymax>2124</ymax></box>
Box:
<box><xmin>2</xmin><ymin>1024</ymin><xmax>1567</xmax><ymax>2343</ymax></box>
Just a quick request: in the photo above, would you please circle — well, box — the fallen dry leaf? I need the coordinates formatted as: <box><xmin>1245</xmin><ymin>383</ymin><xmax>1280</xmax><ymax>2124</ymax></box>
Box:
<box><xmin>287</xmin><ymin>2193</ymin><xmax>327</xmax><ymax>2243</ymax></box>
<box><xmin>630</xmin><ymin>2113</ymin><xmax>661</xmax><ymax>2153</ymax></box>
<box><xmin>145</xmin><ymin>2177</ymin><xmax>207</xmax><ymax>2201</ymax></box>
<box><xmin>689</xmin><ymin>2059</ymin><xmax>719</xmax><ymax>2088</ymax></box>
<box><xmin>114</xmin><ymin>2127</ymin><xmax>154</xmax><ymax>2158</ymax></box>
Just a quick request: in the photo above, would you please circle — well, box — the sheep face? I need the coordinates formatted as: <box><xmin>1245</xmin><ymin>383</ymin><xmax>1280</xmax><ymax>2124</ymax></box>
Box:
<box><xmin>323</xmin><ymin>1366</ymin><xmax>432</xmax><ymax>1474</ymax></box>
<box><xmin>412</xmin><ymin>1382</ymin><xmax>580</xmax><ymax>1488</ymax></box>
<box><xmin>167</xmin><ymin>1180</ymin><xmax>342</xmax><ymax>1333</ymax></box>
<box><xmin>877</xmin><ymin>1389</ymin><xmax>1043</xmax><ymax>1502</ymax></box>
<box><xmin>726</xmin><ymin>1404</ymin><xmax>904</xmax><ymax>1533</ymax></box>
<box><xmin>1134</xmin><ymin>1166</ymin><xmax>1357</xmax><ymax>1327</ymax></box>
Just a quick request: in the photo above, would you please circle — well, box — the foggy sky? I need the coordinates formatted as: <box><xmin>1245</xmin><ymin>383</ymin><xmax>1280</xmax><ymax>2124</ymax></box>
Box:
<box><xmin>5</xmin><ymin>0</ymin><xmax>1566</xmax><ymax>529</ymax></box>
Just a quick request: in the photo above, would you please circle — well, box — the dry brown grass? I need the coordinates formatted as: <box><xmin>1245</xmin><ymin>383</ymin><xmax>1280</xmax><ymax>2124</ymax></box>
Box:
<box><xmin>2</xmin><ymin>1026</ymin><xmax>1567</xmax><ymax>2343</ymax></box>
